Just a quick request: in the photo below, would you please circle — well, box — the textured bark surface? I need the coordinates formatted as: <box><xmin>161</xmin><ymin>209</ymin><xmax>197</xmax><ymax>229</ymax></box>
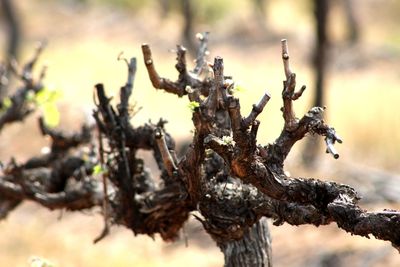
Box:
<box><xmin>220</xmin><ymin>218</ymin><xmax>272</xmax><ymax>267</ymax></box>
<box><xmin>0</xmin><ymin>37</ymin><xmax>399</xmax><ymax>266</ymax></box>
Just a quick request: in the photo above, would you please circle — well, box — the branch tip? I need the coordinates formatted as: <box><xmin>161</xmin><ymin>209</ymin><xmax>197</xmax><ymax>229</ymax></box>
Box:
<box><xmin>196</xmin><ymin>32</ymin><xmax>204</xmax><ymax>41</ymax></box>
<box><xmin>292</xmin><ymin>85</ymin><xmax>306</xmax><ymax>100</ymax></box>
<box><xmin>243</xmin><ymin>92</ymin><xmax>271</xmax><ymax>129</ymax></box>
<box><xmin>281</xmin><ymin>39</ymin><xmax>292</xmax><ymax>79</ymax></box>
<box><xmin>154</xmin><ymin>128</ymin><xmax>177</xmax><ymax>177</ymax></box>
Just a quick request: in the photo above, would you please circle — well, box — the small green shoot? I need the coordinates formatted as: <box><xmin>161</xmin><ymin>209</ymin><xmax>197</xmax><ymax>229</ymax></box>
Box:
<box><xmin>42</xmin><ymin>102</ymin><xmax>60</xmax><ymax>128</ymax></box>
<box><xmin>34</xmin><ymin>87</ymin><xmax>62</xmax><ymax>105</ymax></box>
<box><xmin>93</xmin><ymin>164</ymin><xmax>108</xmax><ymax>175</ymax></box>
<box><xmin>188</xmin><ymin>101</ymin><xmax>200</xmax><ymax>112</ymax></box>
<box><xmin>34</xmin><ymin>87</ymin><xmax>62</xmax><ymax>128</ymax></box>
<box><xmin>231</xmin><ymin>84</ymin><xmax>246</xmax><ymax>94</ymax></box>
<box><xmin>1</xmin><ymin>97</ymin><xmax>12</xmax><ymax>111</ymax></box>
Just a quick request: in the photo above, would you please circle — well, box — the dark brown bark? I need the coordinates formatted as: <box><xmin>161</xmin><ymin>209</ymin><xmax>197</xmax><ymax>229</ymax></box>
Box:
<box><xmin>0</xmin><ymin>38</ymin><xmax>399</xmax><ymax>267</ymax></box>
<box><xmin>219</xmin><ymin>218</ymin><xmax>272</xmax><ymax>267</ymax></box>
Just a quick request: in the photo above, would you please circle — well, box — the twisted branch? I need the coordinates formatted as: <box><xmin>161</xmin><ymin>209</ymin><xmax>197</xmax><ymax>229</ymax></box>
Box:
<box><xmin>1</xmin><ymin>37</ymin><xmax>399</xmax><ymax>262</ymax></box>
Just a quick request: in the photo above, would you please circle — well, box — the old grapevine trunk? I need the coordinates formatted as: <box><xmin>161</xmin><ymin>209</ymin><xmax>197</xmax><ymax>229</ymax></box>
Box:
<box><xmin>1</xmin><ymin>35</ymin><xmax>400</xmax><ymax>267</ymax></box>
<box><xmin>219</xmin><ymin>218</ymin><xmax>272</xmax><ymax>267</ymax></box>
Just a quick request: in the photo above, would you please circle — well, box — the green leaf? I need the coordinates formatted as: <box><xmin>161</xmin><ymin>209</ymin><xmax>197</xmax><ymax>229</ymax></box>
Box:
<box><xmin>1</xmin><ymin>97</ymin><xmax>12</xmax><ymax>110</ymax></box>
<box><xmin>232</xmin><ymin>84</ymin><xmax>246</xmax><ymax>94</ymax></box>
<box><xmin>31</xmin><ymin>87</ymin><xmax>62</xmax><ymax>128</ymax></box>
<box><xmin>42</xmin><ymin>103</ymin><xmax>60</xmax><ymax>128</ymax></box>
<box><xmin>93</xmin><ymin>164</ymin><xmax>107</xmax><ymax>175</ymax></box>
<box><xmin>187</xmin><ymin>101</ymin><xmax>200</xmax><ymax>112</ymax></box>
<box><xmin>34</xmin><ymin>87</ymin><xmax>62</xmax><ymax>106</ymax></box>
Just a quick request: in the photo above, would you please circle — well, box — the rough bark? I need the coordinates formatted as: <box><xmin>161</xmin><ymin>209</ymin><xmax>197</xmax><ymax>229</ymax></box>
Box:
<box><xmin>219</xmin><ymin>218</ymin><xmax>272</xmax><ymax>267</ymax></box>
<box><xmin>0</xmin><ymin>37</ymin><xmax>399</xmax><ymax>267</ymax></box>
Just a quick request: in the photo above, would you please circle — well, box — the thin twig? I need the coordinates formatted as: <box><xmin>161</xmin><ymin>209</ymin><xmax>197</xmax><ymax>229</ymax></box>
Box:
<box><xmin>243</xmin><ymin>92</ymin><xmax>271</xmax><ymax>129</ymax></box>
<box><xmin>93</xmin><ymin>130</ymin><xmax>110</xmax><ymax>244</ymax></box>
<box><xmin>193</xmin><ymin>32</ymin><xmax>210</xmax><ymax>75</ymax></box>
<box><xmin>281</xmin><ymin>39</ymin><xmax>292</xmax><ymax>79</ymax></box>
<box><xmin>141</xmin><ymin>44</ymin><xmax>182</xmax><ymax>94</ymax></box>
<box><xmin>154</xmin><ymin>128</ymin><xmax>177</xmax><ymax>177</ymax></box>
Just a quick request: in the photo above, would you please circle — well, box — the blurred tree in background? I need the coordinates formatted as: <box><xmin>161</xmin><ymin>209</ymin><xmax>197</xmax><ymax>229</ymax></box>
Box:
<box><xmin>0</xmin><ymin>0</ymin><xmax>21</xmax><ymax>62</ymax></box>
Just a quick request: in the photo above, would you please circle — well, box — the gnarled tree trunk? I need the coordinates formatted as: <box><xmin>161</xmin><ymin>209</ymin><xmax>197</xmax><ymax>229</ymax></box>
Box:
<box><xmin>219</xmin><ymin>218</ymin><xmax>272</xmax><ymax>267</ymax></box>
<box><xmin>0</xmin><ymin>36</ymin><xmax>399</xmax><ymax>267</ymax></box>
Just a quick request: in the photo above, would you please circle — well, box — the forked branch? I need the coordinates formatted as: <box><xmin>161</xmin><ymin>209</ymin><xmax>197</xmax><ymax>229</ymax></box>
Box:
<box><xmin>0</xmin><ymin>44</ymin><xmax>47</xmax><ymax>132</ymax></box>
<box><xmin>1</xmin><ymin>38</ymin><xmax>399</xmax><ymax>266</ymax></box>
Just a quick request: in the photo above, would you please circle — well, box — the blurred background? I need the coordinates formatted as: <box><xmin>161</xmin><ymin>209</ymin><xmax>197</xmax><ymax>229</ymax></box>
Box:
<box><xmin>0</xmin><ymin>0</ymin><xmax>400</xmax><ymax>266</ymax></box>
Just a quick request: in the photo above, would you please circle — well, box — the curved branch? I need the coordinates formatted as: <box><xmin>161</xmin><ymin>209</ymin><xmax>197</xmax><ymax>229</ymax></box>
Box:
<box><xmin>0</xmin><ymin>176</ymin><xmax>103</xmax><ymax>210</ymax></box>
<box><xmin>39</xmin><ymin>117</ymin><xmax>92</xmax><ymax>153</ymax></box>
<box><xmin>141</xmin><ymin>43</ymin><xmax>211</xmax><ymax>98</ymax></box>
<box><xmin>141</xmin><ymin>44</ymin><xmax>187</xmax><ymax>96</ymax></box>
<box><xmin>201</xmin><ymin>179</ymin><xmax>400</xmax><ymax>251</ymax></box>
